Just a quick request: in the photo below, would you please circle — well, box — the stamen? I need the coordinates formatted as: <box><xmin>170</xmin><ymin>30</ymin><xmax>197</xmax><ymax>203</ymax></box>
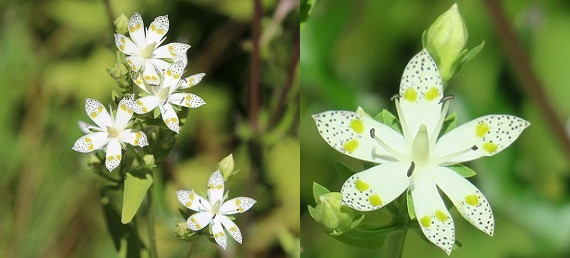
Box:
<box><xmin>407</xmin><ymin>161</ymin><xmax>416</xmax><ymax>177</ymax></box>
<box><xmin>390</xmin><ymin>94</ymin><xmax>401</xmax><ymax>101</ymax></box>
<box><xmin>430</xmin><ymin>95</ymin><xmax>453</xmax><ymax>146</ymax></box>
<box><xmin>393</xmin><ymin>97</ymin><xmax>412</xmax><ymax>142</ymax></box>
<box><xmin>434</xmin><ymin>144</ymin><xmax>478</xmax><ymax>165</ymax></box>
<box><xmin>198</xmin><ymin>199</ymin><xmax>208</xmax><ymax>212</ymax></box>
<box><xmin>369</xmin><ymin>128</ymin><xmax>404</xmax><ymax>160</ymax></box>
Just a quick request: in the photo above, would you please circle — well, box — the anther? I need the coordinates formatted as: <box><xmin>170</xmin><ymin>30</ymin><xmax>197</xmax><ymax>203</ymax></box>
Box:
<box><xmin>390</xmin><ymin>94</ymin><xmax>401</xmax><ymax>101</ymax></box>
<box><xmin>438</xmin><ymin>95</ymin><xmax>455</xmax><ymax>104</ymax></box>
<box><xmin>407</xmin><ymin>161</ymin><xmax>416</xmax><ymax>177</ymax></box>
<box><xmin>471</xmin><ymin>145</ymin><xmax>478</xmax><ymax>151</ymax></box>
<box><xmin>369</xmin><ymin>128</ymin><xmax>376</xmax><ymax>138</ymax></box>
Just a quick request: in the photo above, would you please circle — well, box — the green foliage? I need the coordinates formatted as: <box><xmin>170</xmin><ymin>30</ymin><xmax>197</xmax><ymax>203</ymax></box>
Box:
<box><xmin>374</xmin><ymin>109</ymin><xmax>402</xmax><ymax>133</ymax></box>
<box><xmin>301</xmin><ymin>0</ymin><xmax>316</xmax><ymax>29</ymax></box>
<box><xmin>121</xmin><ymin>171</ymin><xmax>153</xmax><ymax>224</ymax></box>
<box><xmin>448</xmin><ymin>164</ymin><xmax>477</xmax><ymax>178</ymax></box>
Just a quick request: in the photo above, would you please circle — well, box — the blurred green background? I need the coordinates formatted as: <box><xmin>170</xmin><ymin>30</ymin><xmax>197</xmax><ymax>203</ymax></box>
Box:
<box><xmin>301</xmin><ymin>0</ymin><xmax>570</xmax><ymax>257</ymax></box>
<box><xmin>0</xmin><ymin>0</ymin><xmax>299</xmax><ymax>257</ymax></box>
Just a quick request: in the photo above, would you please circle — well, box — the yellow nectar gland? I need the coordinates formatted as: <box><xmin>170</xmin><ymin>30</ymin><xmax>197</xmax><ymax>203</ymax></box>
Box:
<box><xmin>368</xmin><ymin>194</ymin><xmax>382</xmax><ymax>206</ymax></box>
<box><xmin>350</xmin><ymin>119</ymin><xmax>364</xmax><ymax>134</ymax></box>
<box><xmin>424</xmin><ymin>87</ymin><xmax>439</xmax><ymax>101</ymax></box>
<box><xmin>403</xmin><ymin>88</ymin><xmax>418</xmax><ymax>102</ymax></box>
<box><xmin>343</xmin><ymin>139</ymin><xmax>359</xmax><ymax>153</ymax></box>
<box><xmin>355</xmin><ymin>179</ymin><xmax>370</xmax><ymax>191</ymax></box>
<box><xmin>476</xmin><ymin>123</ymin><xmax>490</xmax><ymax>137</ymax></box>
<box><xmin>435</xmin><ymin>210</ymin><xmax>448</xmax><ymax>222</ymax></box>
<box><xmin>420</xmin><ymin>216</ymin><xmax>431</xmax><ymax>228</ymax></box>
<box><xmin>482</xmin><ymin>142</ymin><xmax>498</xmax><ymax>153</ymax></box>
<box><xmin>465</xmin><ymin>194</ymin><xmax>479</xmax><ymax>206</ymax></box>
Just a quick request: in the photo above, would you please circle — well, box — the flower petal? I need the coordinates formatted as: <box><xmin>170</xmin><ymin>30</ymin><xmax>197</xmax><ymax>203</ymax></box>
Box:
<box><xmin>145</xmin><ymin>15</ymin><xmax>169</xmax><ymax>46</ymax></box>
<box><xmin>114</xmin><ymin>34</ymin><xmax>139</xmax><ymax>55</ymax></box>
<box><xmin>218</xmin><ymin>215</ymin><xmax>243</xmax><ymax>244</ymax></box>
<box><xmin>212</xmin><ymin>217</ymin><xmax>227</xmax><ymax>250</ymax></box>
<box><xmin>131</xmin><ymin>73</ymin><xmax>151</xmax><ymax>94</ymax></box>
<box><xmin>187</xmin><ymin>212</ymin><xmax>213</xmax><ymax>231</ymax></box>
<box><xmin>340</xmin><ymin>162</ymin><xmax>409</xmax><ymax>211</ymax></box>
<box><xmin>178</xmin><ymin>73</ymin><xmax>205</xmax><ymax>89</ymax></box>
<box><xmin>410</xmin><ymin>170</ymin><xmax>455</xmax><ymax>255</ymax></box>
<box><xmin>434</xmin><ymin>115</ymin><xmax>530</xmax><ymax>165</ymax></box>
<box><xmin>434</xmin><ymin>167</ymin><xmax>494</xmax><ymax>236</ymax></box>
<box><xmin>119</xmin><ymin>129</ymin><xmax>149</xmax><ymax>147</ymax></box>
<box><xmin>168</xmin><ymin>93</ymin><xmax>205</xmax><ymax>108</ymax></box>
<box><xmin>176</xmin><ymin>190</ymin><xmax>210</xmax><ymax>212</ymax></box>
<box><xmin>162</xmin><ymin>61</ymin><xmax>185</xmax><ymax>91</ymax></box>
<box><xmin>114</xmin><ymin>94</ymin><xmax>134</xmax><ymax>130</ymax></box>
<box><xmin>207</xmin><ymin>170</ymin><xmax>224</xmax><ymax>205</ymax></box>
<box><xmin>72</xmin><ymin>132</ymin><xmax>109</xmax><ymax>153</ymax></box>
<box><xmin>398</xmin><ymin>49</ymin><xmax>444</xmax><ymax>137</ymax></box>
<box><xmin>133</xmin><ymin>96</ymin><xmax>160</xmax><ymax>114</ymax></box>
<box><xmin>128</xmin><ymin>12</ymin><xmax>146</xmax><ymax>48</ymax></box>
<box><xmin>149</xmin><ymin>58</ymin><xmax>170</xmax><ymax>73</ymax></box>
<box><xmin>85</xmin><ymin>98</ymin><xmax>113</xmax><ymax>129</ymax></box>
<box><xmin>160</xmin><ymin>103</ymin><xmax>180</xmax><ymax>133</ymax></box>
<box><xmin>126</xmin><ymin>56</ymin><xmax>143</xmax><ymax>72</ymax></box>
<box><xmin>220</xmin><ymin>197</ymin><xmax>256</xmax><ymax>215</ymax></box>
<box><xmin>105</xmin><ymin>139</ymin><xmax>122</xmax><ymax>172</ymax></box>
<box><xmin>312</xmin><ymin>108</ymin><xmax>406</xmax><ymax>163</ymax></box>
<box><xmin>142</xmin><ymin>60</ymin><xmax>160</xmax><ymax>85</ymax></box>
<box><xmin>154</xmin><ymin>43</ymin><xmax>190</xmax><ymax>61</ymax></box>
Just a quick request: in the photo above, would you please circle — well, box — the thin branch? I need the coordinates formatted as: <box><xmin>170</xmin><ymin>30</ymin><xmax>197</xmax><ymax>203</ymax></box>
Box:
<box><xmin>270</xmin><ymin>31</ymin><xmax>300</xmax><ymax>126</ymax></box>
<box><xmin>482</xmin><ymin>0</ymin><xmax>570</xmax><ymax>155</ymax></box>
<box><xmin>102</xmin><ymin>0</ymin><xmax>115</xmax><ymax>33</ymax></box>
<box><xmin>249</xmin><ymin>0</ymin><xmax>263</xmax><ymax>132</ymax></box>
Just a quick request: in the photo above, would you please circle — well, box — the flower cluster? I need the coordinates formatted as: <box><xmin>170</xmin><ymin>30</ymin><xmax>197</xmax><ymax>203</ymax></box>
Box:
<box><xmin>73</xmin><ymin>13</ymin><xmax>205</xmax><ymax>172</ymax></box>
<box><xmin>313</xmin><ymin>49</ymin><xmax>529</xmax><ymax>254</ymax></box>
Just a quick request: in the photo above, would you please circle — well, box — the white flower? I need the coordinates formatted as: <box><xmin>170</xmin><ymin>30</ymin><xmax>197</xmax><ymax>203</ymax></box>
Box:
<box><xmin>132</xmin><ymin>61</ymin><xmax>205</xmax><ymax>133</ymax></box>
<box><xmin>177</xmin><ymin>171</ymin><xmax>256</xmax><ymax>250</ymax></box>
<box><xmin>73</xmin><ymin>95</ymin><xmax>149</xmax><ymax>172</ymax></box>
<box><xmin>313</xmin><ymin>49</ymin><xmax>530</xmax><ymax>255</ymax></box>
<box><xmin>114</xmin><ymin>13</ymin><xmax>190</xmax><ymax>85</ymax></box>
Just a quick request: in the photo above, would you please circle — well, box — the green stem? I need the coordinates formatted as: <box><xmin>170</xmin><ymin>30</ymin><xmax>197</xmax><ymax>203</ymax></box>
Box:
<box><xmin>382</xmin><ymin>195</ymin><xmax>409</xmax><ymax>257</ymax></box>
<box><xmin>147</xmin><ymin>169</ymin><xmax>158</xmax><ymax>258</ymax></box>
<box><xmin>186</xmin><ymin>236</ymin><xmax>201</xmax><ymax>258</ymax></box>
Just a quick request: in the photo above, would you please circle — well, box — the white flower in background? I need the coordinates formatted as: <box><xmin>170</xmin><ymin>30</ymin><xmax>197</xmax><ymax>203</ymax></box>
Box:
<box><xmin>132</xmin><ymin>60</ymin><xmax>205</xmax><ymax>133</ymax></box>
<box><xmin>73</xmin><ymin>95</ymin><xmax>149</xmax><ymax>172</ymax></box>
<box><xmin>313</xmin><ymin>49</ymin><xmax>529</xmax><ymax>255</ymax></box>
<box><xmin>114</xmin><ymin>12</ymin><xmax>190</xmax><ymax>85</ymax></box>
<box><xmin>177</xmin><ymin>171</ymin><xmax>256</xmax><ymax>250</ymax></box>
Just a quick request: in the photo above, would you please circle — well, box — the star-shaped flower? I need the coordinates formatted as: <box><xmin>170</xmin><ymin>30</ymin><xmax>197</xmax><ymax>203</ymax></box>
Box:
<box><xmin>114</xmin><ymin>13</ymin><xmax>190</xmax><ymax>85</ymax></box>
<box><xmin>176</xmin><ymin>171</ymin><xmax>256</xmax><ymax>250</ymax></box>
<box><xmin>313</xmin><ymin>49</ymin><xmax>530</xmax><ymax>255</ymax></box>
<box><xmin>73</xmin><ymin>95</ymin><xmax>149</xmax><ymax>172</ymax></box>
<box><xmin>131</xmin><ymin>60</ymin><xmax>205</xmax><ymax>133</ymax></box>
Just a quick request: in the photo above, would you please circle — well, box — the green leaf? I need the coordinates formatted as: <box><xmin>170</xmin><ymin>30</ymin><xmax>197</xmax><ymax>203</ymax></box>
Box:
<box><xmin>374</xmin><ymin>109</ymin><xmax>402</xmax><ymax>133</ymax></box>
<box><xmin>312</xmin><ymin>182</ymin><xmax>330</xmax><ymax>204</ymax></box>
<box><xmin>350</xmin><ymin>214</ymin><xmax>366</xmax><ymax>229</ymax></box>
<box><xmin>121</xmin><ymin>170</ymin><xmax>153</xmax><ymax>224</ymax></box>
<box><xmin>178</xmin><ymin>208</ymin><xmax>190</xmax><ymax>220</ymax></box>
<box><xmin>439</xmin><ymin>112</ymin><xmax>457</xmax><ymax>136</ymax></box>
<box><xmin>307</xmin><ymin>205</ymin><xmax>317</xmax><ymax>219</ymax></box>
<box><xmin>461</xmin><ymin>41</ymin><xmax>485</xmax><ymax>65</ymax></box>
<box><xmin>300</xmin><ymin>0</ymin><xmax>316</xmax><ymax>29</ymax></box>
<box><xmin>448</xmin><ymin>164</ymin><xmax>477</xmax><ymax>178</ymax></box>
<box><xmin>153</xmin><ymin>107</ymin><xmax>160</xmax><ymax>119</ymax></box>
<box><xmin>406</xmin><ymin>189</ymin><xmax>416</xmax><ymax>219</ymax></box>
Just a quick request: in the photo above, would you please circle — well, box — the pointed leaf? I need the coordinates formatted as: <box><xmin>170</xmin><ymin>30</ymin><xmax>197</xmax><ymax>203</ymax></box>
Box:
<box><xmin>439</xmin><ymin>112</ymin><xmax>457</xmax><ymax>137</ymax></box>
<box><xmin>448</xmin><ymin>164</ymin><xmax>477</xmax><ymax>178</ymax></box>
<box><xmin>121</xmin><ymin>170</ymin><xmax>153</xmax><ymax>224</ymax></box>
<box><xmin>406</xmin><ymin>189</ymin><xmax>416</xmax><ymax>219</ymax></box>
<box><xmin>374</xmin><ymin>109</ymin><xmax>402</xmax><ymax>133</ymax></box>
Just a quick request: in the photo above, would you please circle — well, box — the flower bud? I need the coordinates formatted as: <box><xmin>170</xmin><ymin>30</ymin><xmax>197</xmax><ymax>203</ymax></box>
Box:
<box><xmin>310</xmin><ymin>192</ymin><xmax>360</xmax><ymax>235</ymax></box>
<box><xmin>218</xmin><ymin>154</ymin><xmax>235</xmax><ymax>180</ymax></box>
<box><xmin>109</xmin><ymin>63</ymin><xmax>128</xmax><ymax>79</ymax></box>
<box><xmin>114</xmin><ymin>13</ymin><xmax>129</xmax><ymax>34</ymax></box>
<box><xmin>424</xmin><ymin>4</ymin><xmax>468</xmax><ymax>82</ymax></box>
<box><xmin>143</xmin><ymin>154</ymin><xmax>155</xmax><ymax>167</ymax></box>
<box><xmin>174</xmin><ymin>220</ymin><xmax>195</xmax><ymax>241</ymax></box>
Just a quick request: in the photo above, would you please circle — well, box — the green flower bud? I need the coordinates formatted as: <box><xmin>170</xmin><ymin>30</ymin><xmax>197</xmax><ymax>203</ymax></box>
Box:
<box><xmin>174</xmin><ymin>220</ymin><xmax>196</xmax><ymax>241</ymax></box>
<box><xmin>309</xmin><ymin>192</ymin><xmax>361</xmax><ymax>235</ymax></box>
<box><xmin>109</xmin><ymin>63</ymin><xmax>128</xmax><ymax>79</ymax></box>
<box><xmin>114</xmin><ymin>13</ymin><xmax>129</xmax><ymax>34</ymax></box>
<box><xmin>143</xmin><ymin>154</ymin><xmax>155</xmax><ymax>167</ymax></box>
<box><xmin>218</xmin><ymin>154</ymin><xmax>235</xmax><ymax>180</ymax></box>
<box><xmin>424</xmin><ymin>4</ymin><xmax>468</xmax><ymax>82</ymax></box>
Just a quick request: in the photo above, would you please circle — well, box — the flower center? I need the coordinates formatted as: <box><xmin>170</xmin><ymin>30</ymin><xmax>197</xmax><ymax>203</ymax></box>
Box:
<box><xmin>157</xmin><ymin>86</ymin><xmax>170</xmax><ymax>102</ymax></box>
<box><xmin>141</xmin><ymin>43</ymin><xmax>156</xmax><ymax>59</ymax></box>
<box><xmin>411</xmin><ymin>124</ymin><xmax>430</xmax><ymax>166</ymax></box>
<box><xmin>211</xmin><ymin>200</ymin><xmax>221</xmax><ymax>215</ymax></box>
<box><xmin>107</xmin><ymin>126</ymin><xmax>120</xmax><ymax>137</ymax></box>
